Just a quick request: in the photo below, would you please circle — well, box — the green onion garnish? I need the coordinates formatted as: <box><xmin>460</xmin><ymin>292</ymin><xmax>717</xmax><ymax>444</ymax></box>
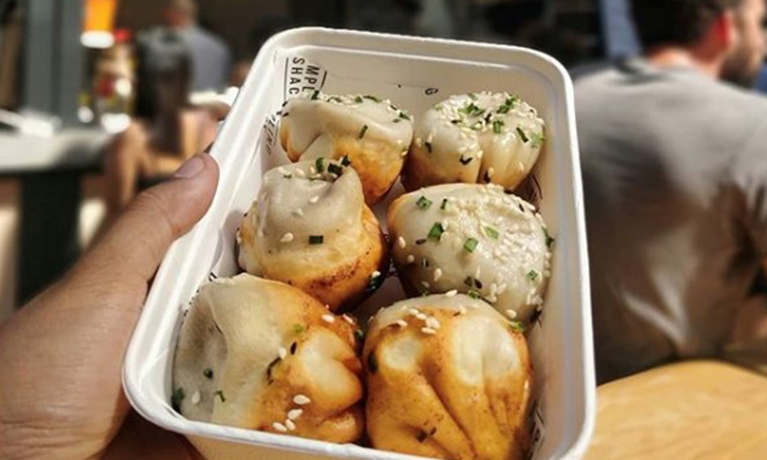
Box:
<box><xmin>363</xmin><ymin>95</ymin><xmax>381</xmax><ymax>102</ymax></box>
<box><xmin>493</xmin><ymin>119</ymin><xmax>504</xmax><ymax>134</ymax></box>
<box><xmin>315</xmin><ymin>157</ymin><xmax>325</xmax><ymax>173</ymax></box>
<box><xmin>527</xmin><ymin>270</ymin><xmax>539</xmax><ymax>281</ymax></box>
<box><xmin>359</xmin><ymin>124</ymin><xmax>368</xmax><ymax>139</ymax></box>
<box><xmin>311</xmin><ymin>90</ymin><xmax>320</xmax><ymax>100</ymax></box>
<box><xmin>327</xmin><ymin>163</ymin><xmax>343</xmax><ymax>176</ymax></box>
<box><xmin>309</xmin><ymin>235</ymin><xmax>324</xmax><ymax>245</ymax></box>
<box><xmin>517</xmin><ymin>127</ymin><xmax>529</xmax><ymax>143</ymax></box>
<box><xmin>341</xmin><ymin>155</ymin><xmax>352</xmax><ymax>166</ymax></box>
<box><xmin>416</xmin><ymin>196</ymin><xmax>433</xmax><ymax>209</ymax></box>
<box><xmin>464</xmin><ymin>238</ymin><xmax>479</xmax><ymax>253</ymax></box>
<box><xmin>427</xmin><ymin>223</ymin><xmax>445</xmax><ymax>241</ymax></box>
<box><xmin>440</xmin><ymin>199</ymin><xmax>448</xmax><ymax>210</ymax></box>
<box><xmin>485</xmin><ymin>226</ymin><xmax>500</xmax><ymax>240</ymax></box>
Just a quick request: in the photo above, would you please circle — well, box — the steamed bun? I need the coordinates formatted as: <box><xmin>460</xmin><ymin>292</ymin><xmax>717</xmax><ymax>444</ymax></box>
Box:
<box><xmin>387</xmin><ymin>183</ymin><xmax>551</xmax><ymax>323</ymax></box>
<box><xmin>403</xmin><ymin>92</ymin><xmax>545</xmax><ymax>191</ymax></box>
<box><xmin>364</xmin><ymin>294</ymin><xmax>533</xmax><ymax>460</ymax></box>
<box><xmin>280</xmin><ymin>91</ymin><xmax>414</xmax><ymax>204</ymax></box>
<box><xmin>172</xmin><ymin>274</ymin><xmax>364</xmax><ymax>443</ymax></box>
<box><xmin>237</xmin><ymin>160</ymin><xmax>388</xmax><ymax>311</ymax></box>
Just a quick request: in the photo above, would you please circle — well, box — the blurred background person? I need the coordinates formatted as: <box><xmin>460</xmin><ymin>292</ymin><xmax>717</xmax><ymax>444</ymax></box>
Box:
<box><xmin>575</xmin><ymin>0</ymin><xmax>767</xmax><ymax>383</ymax></box>
<box><xmin>163</xmin><ymin>0</ymin><xmax>232</xmax><ymax>92</ymax></box>
<box><xmin>104</xmin><ymin>28</ymin><xmax>221</xmax><ymax>216</ymax></box>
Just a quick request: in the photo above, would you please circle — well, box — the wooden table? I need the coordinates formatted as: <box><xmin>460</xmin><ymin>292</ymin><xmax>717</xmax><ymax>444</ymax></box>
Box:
<box><xmin>584</xmin><ymin>360</ymin><xmax>767</xmax><ymax>460</ymax></box>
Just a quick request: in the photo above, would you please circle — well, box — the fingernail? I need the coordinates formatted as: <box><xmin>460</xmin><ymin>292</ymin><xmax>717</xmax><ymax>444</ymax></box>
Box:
<box><xmin>173</xmin><ymin>155</ymin><xmax>206</xmax><ymax>179</ymax></box>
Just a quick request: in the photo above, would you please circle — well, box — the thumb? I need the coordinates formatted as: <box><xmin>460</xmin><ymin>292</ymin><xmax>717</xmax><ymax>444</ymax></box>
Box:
<box><xmin>78</xmin><ymin>154</ymin><xmax>219</xmax><ymax>288</ymax></box>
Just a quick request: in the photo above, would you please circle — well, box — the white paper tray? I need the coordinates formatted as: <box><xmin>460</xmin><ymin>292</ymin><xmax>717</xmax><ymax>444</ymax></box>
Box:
<box><xmin>123</xmin><ymin>27</ymin><xmax>595</xmax><ymax>460</ymax></box>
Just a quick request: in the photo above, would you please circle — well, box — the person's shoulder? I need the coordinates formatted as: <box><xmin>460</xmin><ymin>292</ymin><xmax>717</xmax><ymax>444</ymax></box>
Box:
<box><xmin>189</xmin><ymin>26</ymin><xmax>230</xmax><ymax>54</ymax></box>
<box><xmin>707</xmin><ymin>79</ymin><xmax>767</xmax><ymax>115</ymax></box>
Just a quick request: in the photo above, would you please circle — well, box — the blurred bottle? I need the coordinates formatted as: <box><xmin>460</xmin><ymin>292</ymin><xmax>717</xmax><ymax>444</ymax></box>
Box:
<box><xmin>93</xmin><ymin>29</ymin><xmax>135</xmax><ymax>133</ymax></box>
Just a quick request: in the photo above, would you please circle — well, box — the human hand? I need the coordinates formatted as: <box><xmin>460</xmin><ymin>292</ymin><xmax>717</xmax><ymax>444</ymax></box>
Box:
<box><xmin>0</xmin><ymin>154</ymin><xmax>218</xmax><ymax>460</ymax></box>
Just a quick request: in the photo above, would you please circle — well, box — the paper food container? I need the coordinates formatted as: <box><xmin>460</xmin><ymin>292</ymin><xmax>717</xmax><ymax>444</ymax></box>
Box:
<box><xmin>123</xmin><ymin>27</ymin><xmax>595</xmax><ymax>460</ymax></box>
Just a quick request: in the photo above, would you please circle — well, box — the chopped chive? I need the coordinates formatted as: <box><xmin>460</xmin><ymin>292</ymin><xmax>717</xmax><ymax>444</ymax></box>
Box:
<box><xmin>440</xmin><ymin>198</ymin><xmax>448</xmax><ymax>210</ymax></box>
<box><xmin>459</xmin><ymin>102</ymin><xmax>485</xmax><ymax>118</ymax></box>
<box><xmin>510</xmin><ymin>320</ymin><xmax>526</xmax><ymax>333</ymax></box>
<box><xmin>527</xmin><ymin>270</ymin><xmax>539</xmax><ymax>281</ymax></box>
<box><xmin>468</xmin><ymin>92</ymin><xmax>478</xmax><ymax>100</ymax></box>
<box><xmin>427</xmin><ymin>223</ymin><xmax>445</xmax><ymax>241</ymax></box>
<box><xmin>282</xmin><ymin>111</ymin><xmax>289</xmax><ymax>117</ymax></box>
<box><xmin>516</xmin><ymin>127</ymin><xmax>530</xmax><ymax>143</ymax></box>
<box><xmin>215</xmin><ymin>390</ymin><xmax>226</xmax><ymax>403</ymax></box>
<box><xmin>415</xmin><ymin>238</ymin><xmax>427</xmax><ymax>245</ymax></box>
<box><xmin>416</xmin><ymin>196</ymin><xmax>433</xmax><ymax>209</ymax></box>
<box><xmin>531</xmin><ymin>131</ymin><xmax>545</xmax><ymax>149</ymax></box>
<box><xmin>315</xmin><ymin>157</ymin><xmax>325</xmax><ymax>173</ymax></box>
<box><xmin>464</xmin><ymin>276</ymin><xmax>483</xmax><ymax>289</ymax></box>
<box><xmin>467</xmin><ymin>288</ymin><xmax>481</xmax><ymax>299</ymax></box>
<box><xmin>367</xmin><ymin>272</ymin><xmax>384</xmax><ymax>292</ymax></box>
<box><xmin>425</xmin><ymin>141</ymin><xmax>432</xmax><ymax>153</ymax></box>
<box><xmin>354</xmin><ymin>95</ymin><xmax>363</xmax><ymax>103</ymax></box>
<box><xmin>363</xmin><ymin>95</ymin><xmax>382</xmax><ymax>102</ymax></box>
<box><xmin>544</xmin><ymin>229</ymin><xmax>555</xmax><ymax>248</ymax></box>
<box><xmin>327</xmin><ymin>163</ymin><xmax>344</xmax><ymax>176</ymax></box>
<box><xmin>203</xmin><ymin>368</ymin><xmax>214</xmax><ymax>379</ymax></box>
<box><xmin>283</xmin><ymin>173</ymin><xmax>293</xmax><ymax>179</ymax></box>
<box><xmin>341</xmin><ymin>155</ymin><xmax>352</xmax><ymax>166</ymax></box>
<box><xmin>459</xmin><ymin>155</ymin><xmax>473</xmax><ymax>165</ymax></box>
<box><xmin>484</xmin><ymin>226</ymin><xmax>500</xmax><ymax>240</ymax></box>
<box><xmin>367</xmin><ymin>352</ymin><xmax>378</xmax><ymax>374</ymax></box>
<box><xmin>493</xmin><ymin>119</ymin><xmax>504</xmax><ymax>134</ymax></box>
<box><xmin>171</xmin><ymin>387</ymin><xmax>185</xmax><ymax>412</ymax></box>
<box><xmin>293</xmin><ymin>324</ymin><xmax>306</xmax><ymax>334</ymax></box>
<box><xmin>451</xmin><ymin>119</ymin><xmax>462</xmax><ymax>125</ymax></box>
<box><xmin>359</xmin><ymin>124</ymin><xmax>369</xmax><ymax>139</ymax></box>
<box><xmin>398</xmin><ymin>111</ymin><xmax>411</xmax><ymax>120</ymax></box>
<box><xmin>311</xmin><ymin>90</ymin><xmax>320</xmax><ymax>100</ymax></box>
<box><xmin>464</xmin><ymin>238</ymin><xmax>479</xmax><ymax>253</ymax></box>
<box><xmin>309</xmin><ymin>235</ymin><xmax>324</xmax><ymax>245</ymax></box>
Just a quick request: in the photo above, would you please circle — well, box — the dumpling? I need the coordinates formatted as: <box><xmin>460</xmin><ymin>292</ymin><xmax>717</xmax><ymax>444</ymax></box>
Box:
<box><xmin>237</xmin><ymin>160</ymin><xmax>388</xmax><ymax>312</ymax></box>
<box><xmin>387</xmin><ymin>183</ymin><xmax>551</xmax><ymax>323</ymax></box>
<box><xmin>364</xmin><ymin>293</ymin><xmax>533</xmax><ymax>460</ymax></box>
<box><xmin>280</xmin><ymin>91</ymin><xmax>414</xmax><ymax>204</ymax></box>
<box><xmin>403</xmin><ymin>92</ymin><xmax>545</xmax><ymax>191</ymax></box>
<box><xmin>172</xmin><ymin>274</ymin><xmax>365</xmax><ymax>443</ymax></box>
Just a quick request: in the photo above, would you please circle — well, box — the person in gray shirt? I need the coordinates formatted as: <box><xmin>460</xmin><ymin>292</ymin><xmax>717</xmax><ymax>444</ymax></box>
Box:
<box><xmin>164</xmin><ymin>0</ymin><xmax>232</xmax><ymax>92</ymax></box>
<box><xmin>575</xmin><ymin>0</ymin><xmax>767</xmax><ymax>383</ymax></box>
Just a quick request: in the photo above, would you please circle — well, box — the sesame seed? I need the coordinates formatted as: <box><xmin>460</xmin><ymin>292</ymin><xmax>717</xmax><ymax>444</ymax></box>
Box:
<box><xmin>295</xmin><ymin>169</ymin><xmax>306</xmax><ymax>178</ymax></box>
<box><xmin>278</xmin><ymin>347</ymin><xmax>288</xmax><ymax>359</ymax></box>
<box><xmin>518</xmin><ymin>162</ymin><xmax>525</xmax><ymax>172</ymax></box>
<box><xmin>309</xmin><ymin>166</ymin><xmax>317</xmax><ymax>175</ymax></box>
<box><xmin>445</xmin><ymin>290</ymin><xmax>458</xmax><ymax>297</ymax></box>
<box><xmin>293</xmin><ymin>208</ymin><xmax>304</xmax><ymax>217</ymax></box>
<box><xmin>285</xmin><ymin>419</ymin><xmax>296</xmax><ymax>431</ymax></box>
<box><xmin>278</xmin><ymin>167</ymin><xmax>288</xmax><ymax>175</ymax></box>
<box><xmin>416</xmin><ymin>313</ymin><xmax>428</xmax><ymax>321</ymax></box>
<box><xmin>487</xmin><ymin>167</ymin><xmax>495</xmax><ymax>178</ymax></box>
<box><xmin>407</xmin><ymin>254</ymin><xmax>416</xmax><ymax>264</ymax></box>
<box><xmin>309</xmin><ymin>196</ymin><xmax>319</xmax><ymax>204</ymax></box>
<box><xmin>426</xmin><ymin>317</ymin><xmax>441</xmax><ymax>329</ymax></box>
<box><xmin>415</xmin><ymin>138</ymin><xmax>423</xmax><ymax>147</ymax></box>
<box><xmin>408</xmin><ymin>308</ymin><xmax>420</xmax><ymax>316</ymax></box>
<box><xmin>433</xmin><ymin>268</ymin><xmax>443</xmax><ymax>282</ymax></box>
<box><xmin>288</xmin><ymin>408</ymin><xmax>304</xmax><ymax>420</ymax></box>
<box><xmin>293</xmin><ymin>394</ymin><xmax>311</xmax><ymax>405</ymax></box>
<box><xmin>475</xmin><ymin>267</ymin><xmax>482</xmax><ymax>279</ymax></box>
<box><xmin>273</xmin><ymin>422</ymin><xmax>288</xmax><ymax>432</ymax></box>
<box><xmin>372</xmin><ymin>270</ymin><xmax>381</xmax><ymax>278</ymax></box>
<box><xmin>191</xmin><ymin>390</ymin><xmax>201</xmax><ymax>405</ymax></box>
<box><xmin>421</xmin><ymin>281</ymin><xmax>431</xmax><ymax>289</ymax></box>
<box><xmin>395</xmin><ymin>319</ymin><xmax>408</xmax><ymax>328</ymax></box>
<box><xmin>421</xmin><ymin>327</ymin><xmax>437</xmax><ymax>335</ymax></box>
<box><xmin>458</xmin><ymin>306</ymin><xmax>468</xmax><ymax>315</ymax></box>
<box><xmin>401</xmin><ymin>150</ymin><xmax>407</xmax><ymax>158</ymax></box>
<box><xmin>280</xmin><ymin>232</ymin><xmax>294</xmax><ymax>243</ymax></box>
<box><xmin>506</xmin><ymin>309</ymin><xmax>518</xmax><ymax>319</ymax></box>
<box><xmin>322</xmin><ymin>314</ymin><xmax>335</xmax><ymax>323</ymax></box>
<box><xmin>398</xmin><ymin>236</ymin><xmax>407</xmax><ymax>249</ymax></box>
<box><xmin>324</xmin><ymin>304</ymin><xmax>331</xmax><ymax>310</ymax></box>
<box><xmin>257</xmin><ymin>228</ymin><xmax>265</xmax><ymax>237</ymax></box>
<box><xmin>342</xmin><ymin>314</ymin><xmax>355</xmax><ymax>325</ymax></box>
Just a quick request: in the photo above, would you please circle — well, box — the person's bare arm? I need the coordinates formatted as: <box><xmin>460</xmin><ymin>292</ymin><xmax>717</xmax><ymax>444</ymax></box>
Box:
<box><xmin>0</xmin><ymin>154</ymin><xmax>218</xmax><ymax>460</ymax></box>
